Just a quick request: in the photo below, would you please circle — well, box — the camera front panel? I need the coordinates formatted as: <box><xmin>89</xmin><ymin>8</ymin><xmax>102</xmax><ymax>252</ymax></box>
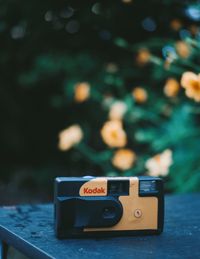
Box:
<box><xmin>54</xmin><ymin>176</ymin><xmax>164</xmax><ymax>238</ymax></box>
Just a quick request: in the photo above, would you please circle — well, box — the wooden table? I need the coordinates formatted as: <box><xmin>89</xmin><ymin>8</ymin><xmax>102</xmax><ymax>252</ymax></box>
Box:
<box><xmin>0</xmin><ymin>194</ymin><xmax>200</xmax><ymax>259</ymax></box>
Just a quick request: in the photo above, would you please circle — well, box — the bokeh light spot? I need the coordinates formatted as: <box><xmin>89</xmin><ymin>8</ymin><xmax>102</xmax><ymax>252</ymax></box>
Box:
<box><xmin>162</xmin><ymin>45</ymin><xmax>177</xmax><ymax>59</ymax></box>
<box><xmin>44</xmin><ymin>11</ymin><xmax>53</xmax><ymax>22</ymax></box>
<box><xmin>11</xmin><ymin>25</ymin><xmax>25</xmax><ymax>39</ymax></box>
<box><xmin>60</xmin><ymin>7</ymin><xmax>74</xmax><ymax>19</ymax></box>
<box><xmin>142</xmin><ymin>17</ymin><xmax>156</xmax><ymax>32</ymax></box>
<box><xmin>66</xmin><ymin>20</ymin><xmax>80</xmax><ymax>34</ymax></box>
<box><xmin>92</xmin><ymin>2</ymin><xmax>101</xmax><ymax>15</ymax></box>
<box><xmin>179</xmin><ymin>29</ymin><xmax>191</xmax><ymax>40</ymax></box>
<box><xmin>185</xmin><ymin>5</ymin><xmax>200</xmax><ymax>21</ymax></box>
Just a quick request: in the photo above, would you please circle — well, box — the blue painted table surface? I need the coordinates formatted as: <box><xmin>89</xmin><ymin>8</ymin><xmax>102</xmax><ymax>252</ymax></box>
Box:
<box><xmin>0</xmin><ymin>194</ymin><xmax>200</xmax><ymax>259</ymax></box>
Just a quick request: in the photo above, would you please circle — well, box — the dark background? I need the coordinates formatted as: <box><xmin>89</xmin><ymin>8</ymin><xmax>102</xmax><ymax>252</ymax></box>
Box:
<box><xmin>0</xmin><ymin>0</ymin><xmax>198</xmax><ymax>204</ymax></box>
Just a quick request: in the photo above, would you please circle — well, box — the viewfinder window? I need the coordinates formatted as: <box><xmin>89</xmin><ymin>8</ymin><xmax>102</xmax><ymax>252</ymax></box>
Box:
<box><xmin>108</xmin><ymin>180</ymin><xmax>129</xmax><ymax>196</ymax></box>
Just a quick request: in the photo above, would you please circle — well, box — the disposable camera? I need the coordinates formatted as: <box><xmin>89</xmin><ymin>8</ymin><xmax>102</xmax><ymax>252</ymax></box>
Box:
<box><xmin>54</xmin><ymin>176</ymin><xmax>164</xmax><ymax>238</ymax></box>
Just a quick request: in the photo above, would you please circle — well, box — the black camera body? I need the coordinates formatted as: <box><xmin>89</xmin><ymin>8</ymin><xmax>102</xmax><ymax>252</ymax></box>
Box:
<box><xmin>54</xmin><ymin>176</ymin><xmax>164</xmax><ymax>238</ymax></box>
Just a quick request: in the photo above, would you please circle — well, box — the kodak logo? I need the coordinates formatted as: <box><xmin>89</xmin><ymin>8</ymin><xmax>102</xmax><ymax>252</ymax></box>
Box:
<box><xmin>83</xmin><ymin>187</ymin><xmax>105</xmax><ymax>194</ymax></box>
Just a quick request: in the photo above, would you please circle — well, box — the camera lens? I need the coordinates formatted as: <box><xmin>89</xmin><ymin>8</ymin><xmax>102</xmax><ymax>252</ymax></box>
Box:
<box><xmin>102</xmin><ymin>207</ymin><xmax>116</xmax><ymax>219</ymax></box>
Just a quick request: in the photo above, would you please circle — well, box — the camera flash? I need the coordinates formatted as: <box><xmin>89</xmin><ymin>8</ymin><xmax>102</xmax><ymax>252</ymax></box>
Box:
<box><xmin>140</xmin><ymin>180</ymin><xmax>157</xmax><ymax>193</ymax></box>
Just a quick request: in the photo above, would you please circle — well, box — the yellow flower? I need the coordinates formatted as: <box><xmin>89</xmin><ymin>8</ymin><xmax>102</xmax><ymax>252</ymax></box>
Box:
<box><xmin>164</xmin><ymin>78</ymin><xmax>180</xmax><ymax>97</ymax></box>
<box><xmin>74</xmin><ymin>82</ymin><xmax>90</xmax><ymax>103</ymax></box>
<box><xmin>181</xmin><ymin>71</ymin><xmax>200</xmax><ymax>102</ymax></box>
<box><xmin>101</xmin><ymin>120</ymin><xmax>127</xmax><ymax>148</ymax></box>
<box><xmin>136</xmin><ymin>49</ymin><xmax>151</xmax><ymax>65</ymax></box>
<box><xmin>145</xmin><ymin>149</ymin><xmax>173</xmax><ymax>177</ymax></box>
<box><xmin>175</xmin><ymin>41</ymin><xmax>190</xmax><ymax>59</ymax></box>
<box><xmin>170</xmin><ymin>19</ymin><xmax>182</xmax><ymax>31</ymax></box>
<box><xmin>112</xmin><ymin>149</ymin><xmax>136</xmax><ymax>170</ymax></box>
<box><xmin>132</xmin><ymin>87</ymin><xmax>148</xmax><ymax>103</ymax></box>
<box><xmin>109</xmin><ymin>101</ymin><xmax>127</xmax><ymax>120</ymax></box>
<box><xmin>58</xmin><ymin>125</ymin><xmax>83</xmax><ymax>151</ymax></box>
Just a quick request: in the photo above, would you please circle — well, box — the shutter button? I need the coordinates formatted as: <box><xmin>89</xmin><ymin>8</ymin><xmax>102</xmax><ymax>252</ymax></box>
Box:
<box><xmin>134</xmin><ymin>209</ymin><xmax>142</xmax><ymax>218</ymax></box>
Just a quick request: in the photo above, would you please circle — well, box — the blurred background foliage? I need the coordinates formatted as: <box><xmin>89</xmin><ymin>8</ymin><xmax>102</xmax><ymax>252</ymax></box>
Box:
<box><xmin>1</xmin><ymin>0</ymin><xmax>200</xmax><ymax>204</ymax></box>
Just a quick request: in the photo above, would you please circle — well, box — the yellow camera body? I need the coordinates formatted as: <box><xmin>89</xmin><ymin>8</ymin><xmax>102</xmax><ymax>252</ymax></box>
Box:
<box><xmin>54</xmin><ymin>176</ymin><xmax>164</xmax><ymax>238</ymax></box>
